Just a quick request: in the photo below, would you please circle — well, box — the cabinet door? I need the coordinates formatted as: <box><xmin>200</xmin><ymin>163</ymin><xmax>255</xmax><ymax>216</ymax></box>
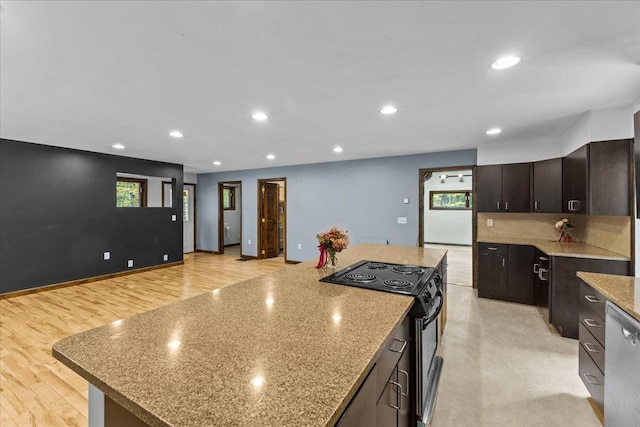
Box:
<box><xmin>589</xmin><ymin>139</ymin><xmax>631</xmax><ymax>216</ymax></box>
<box><xmin>397</xmin><ymin>348</ymin><xmax>411</xmax><ymax>427</ymax></box>
<box><xmin>376</xmin><ymin>369</ymin><xmax>398</xmax><ymax>427</ymax></box>
<box><xmin>478</xmin><ymin>253</ymin><xmax>507</xmax><ymax>300</ymax></box>
<box><xmin>563</xmin><ymin>145</ymin><xmax>588</xmax><ymax>213</ymax></box>
<box><xmin>502</xmin><ymin>163</ymin><xmax>531</xmax><ymax>212</ymax></box>
<box><xmin>507</xmin><ymin>245</ymin><xmax>535</xmax><ymax>305</ymax></box>
<box><xmin>476</xmin><ymin>165</ymin><xmax>502</xmax><ymax>212</ymax></box>
<box><xmin>550</xmin><ymin>257</ymin><xmax>629</xmax><ymax>339</ymax></box>
<box><xmin>533</xmin><ymin>158</ymin><xmax>562</xmax><ymax>213</ymax></box>
<box><xmin>337</xmin><ymin>365</ymin><xmax>377</xmax><ymax>427</ymax></box>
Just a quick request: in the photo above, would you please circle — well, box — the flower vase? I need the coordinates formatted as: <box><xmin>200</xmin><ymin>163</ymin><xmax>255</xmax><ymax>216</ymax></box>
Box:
<box><xmin>327</xmin><ymin>252</ymin><xmax>338</xmax><ymax>269</ymax></box>
<box><xmin>559</xmin><ymin>232</ymin><xmax>572</xmax><ymax>243</ymax></box>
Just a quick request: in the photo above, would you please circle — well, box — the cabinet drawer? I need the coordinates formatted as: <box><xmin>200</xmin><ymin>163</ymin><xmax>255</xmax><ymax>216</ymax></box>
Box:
<box><xmin>578</xmin><ymin>345</ymin><xmax>604</xmax><ymax>413</ymax></box>
<box><xmin>579</xmin><ymin>302</ymin><xmax>605</xmax><ymax>346</ymax></box>
<box><xmin>376</xmin><ymin>317</ymin><xmax>410</xmax><ymax>398</ymax></box>
<box><xmin>478</xmin><ymin>243</ymin><xmax>507</xmax><ymax>255</ymax></box>
<box><xmin>579</xmin><ymin>281</ymin><xmax>607</xmax><ymax>321</ymax></box>
<box><xmin>579</xmin><ymin>322</ymin><xmax>605</xmax><ymax>374</ymax></box>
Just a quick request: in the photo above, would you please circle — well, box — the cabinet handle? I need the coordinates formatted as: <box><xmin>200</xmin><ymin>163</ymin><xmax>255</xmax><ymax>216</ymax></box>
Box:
<box><xmin>584</xmin><ymin>295</ymin><xmax>601</xmax><ymax>303</ymax></box>
<box><xmin>389</xmin><ymin>381</ymin><xmax>402</xmax><ymax>409</ymax></box>
<box><xmin>584</xmin><ymin>319</ymin><xmax>602</xmax><ymax>328</ymax></box>
<box><xmin>398</xmin><ymin>369</ymin><xmax>409</xmax><ymax>396</ymax></box>
<box><xmin>533</xmin><ymin>263</ymin><xmax>540</xmax><ymax>274</ymax></box>
<box><xmin>389</xmin><ymin>338</ymin><xmax>407</xmax><ymax>353</ymax></box>
<box><xmin>505</xmin><ymin>201</ymin><xmax>509</xmax><ymax>211</ymax></box>
<box><xmin>496</xmin><ymin>202</ymin><xmax>500</xmax><ymax>210</ymax></box>
<box><xmin>583</xmin><ymin>343</ymin><xmax>601</xmax><ymax>353</ymax></box>
<box><xmin>502</xmin><ymin>258</ymin><xmax>505</xmax><ymax>267</ymax></box>
<box><xmin>534</xmin><ymin>201</ymin><xmax>539</xmax><ymax>210</ymax></box>
<box><xmin>539</xmin><ymin>256</ymin><xmax>549</xmax><ymax>261</ymax></box>
<box><xmin>487</xmin><ymin>247</ymin><xmax>498</xmax><ymax>251</ymax></box>
<box><xmin>538</xmin><ymin>268</ymin><xmax>548</xmax><ymax>281</ymax></box>
<box><xmin>583</xmin><ymin>373</ymin><xmax>600</xmax><ymax>385</ymax></box>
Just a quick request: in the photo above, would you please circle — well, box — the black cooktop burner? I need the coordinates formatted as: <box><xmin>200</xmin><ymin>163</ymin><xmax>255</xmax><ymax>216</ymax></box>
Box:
<box><xmin>392</xmin><ymin>265</ymin><xmax>425</xmax><ymax>275</ymax></box>
<box><xmin>382</xmin><ymin>279</ymin><xmax>413</xmax><ymax>290</ymax></box>
<box><xmin>365</xmin><ymin>262</ymin><xmax>388</xmax><ymax>270</ymax></box>
<box><xmin>344</xmin><ymin>272</ymin><xmax>377</xmax><ymax>283</ymax></box>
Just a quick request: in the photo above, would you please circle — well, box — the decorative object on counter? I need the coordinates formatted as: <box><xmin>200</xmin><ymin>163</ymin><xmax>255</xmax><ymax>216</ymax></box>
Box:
<box><xmin>316</xmin><ymin>227</ymin><xmax>349</xmax><ymax>268</ymax></box>
<box><xmin>554</xmin><ymin>218</ymin><xmax>575</xmax><ymax>242</ymax></box>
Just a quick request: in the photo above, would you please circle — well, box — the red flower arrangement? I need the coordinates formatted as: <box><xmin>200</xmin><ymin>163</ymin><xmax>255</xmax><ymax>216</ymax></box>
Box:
<box><xmin>554</xmin><ymin>218</ymin><xmax>575</xmax><ymax>242</ymax></box>
<box><xmin>315</xmin><ymin>227</ymin><xmax>349</xmax><ymax>268</ymax></box>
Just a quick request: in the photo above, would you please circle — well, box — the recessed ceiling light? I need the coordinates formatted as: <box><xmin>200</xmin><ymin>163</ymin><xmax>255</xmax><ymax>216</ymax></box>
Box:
<box><xmin>252</xmin><ymin>111</ymin><xmax>268</xmax><ymax>121</ymax></box>
<box><xmin>380</xmin><ymin>105</ymin><xmax>397</xmax><ymax>115</ymax></box>
<box><xmin>486</xmin><ymin>127</ymin><xmax>502</xmax><ymax>135</ymax></box>
<box><xmin>169</xmin><ymin>130</ymin><xmax>183</xmax><ymax>138</ymax></box>
<box><xmin>212</xmin><ymin>161</ymin><xmax>222</xmax><ymax>166</ymax></box>
<box><xmin>333</xmin><ymin>146</ymin><xmax>343</xmax><ymax>153</ymax></box>
<box><xmin>266</xmin><ymin>154</ymin><xmax>275</xmax><ymax>160</ymax></box>
<box><xmin>491</xmin><ymin>56</ymin><xmax>521</xmax><ymax>70</ymax></box>
<box><xmin>112</xmin><ymin>143</ymin><xmax>125</xmax><ymax>150</ymax></box>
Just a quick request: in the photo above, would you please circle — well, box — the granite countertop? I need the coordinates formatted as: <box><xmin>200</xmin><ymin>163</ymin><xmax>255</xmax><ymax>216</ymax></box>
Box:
<box><xmin>577</xmin><ymin>272</ymin><xmax>640</xmax><ymax>322</ymax></box>
<box><xmin>53</xmin><ymin>244</ymin><xmax>446</xmax><ymax>427</ymax></box>
<box><xmin>477</xmin><ymin>237</ymin><xmax>629</xmax><ymax>261</ymax></box>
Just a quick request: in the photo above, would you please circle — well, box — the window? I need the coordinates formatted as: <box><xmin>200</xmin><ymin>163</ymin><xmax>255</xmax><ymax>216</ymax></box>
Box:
<box><xmin>223</xmin><ymin>187</ymin><xmax>236</xmax><ymax>210</ymax></box>
<box><xmin>116</xmin><ymin>178</ymin><xmax>147</xmax><ymax>207</ymax></box>
<box><xmin>429</xmin><ymin>190</ymin><xmax>472</xmax><ymax>210</ymax></box>
<box><xmin>183</xmin><ymin>189</ymin><xmax>189</xmax><ymax>221</ymax></box>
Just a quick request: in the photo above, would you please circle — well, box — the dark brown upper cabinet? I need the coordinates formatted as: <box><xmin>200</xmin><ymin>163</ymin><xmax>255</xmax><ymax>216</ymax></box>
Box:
<box><xmin>476</xmin><ymin>163</ymin><xmax>531</xmax><ymax>212</ymax></box>
<box><xmin>563</xmin><ymin>140</ymin><xmax>632</xmax><ymax>216</ymax></box>
<box><xmin>533</xmin><ymin>158</ymin><xmax>563</xmax><ymax>213</ymax></box>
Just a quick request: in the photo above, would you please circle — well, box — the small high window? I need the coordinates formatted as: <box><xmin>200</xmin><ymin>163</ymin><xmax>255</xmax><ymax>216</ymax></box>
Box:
<box><xmin>117</xmin><ymin>178</ymin><xmax>147</xmax><ymax>207</ymax></box>
<box><xmin>429</xmin><ymin>190</ymin><xmax>472</xmax><ymax>210</ymax></box>
<box><xmin>223</xmin><ymin>187</ymin><xmax>236</xmax><ymax>210</ymax></box>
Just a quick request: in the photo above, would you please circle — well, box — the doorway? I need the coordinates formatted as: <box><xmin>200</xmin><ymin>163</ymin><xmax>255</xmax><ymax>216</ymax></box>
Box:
<box><xmin>418</xmin><ymin>166</ymin><xmax>475</xmax><ymax>287</ymax></box>
<box><xmin>257</xmin><ymin>178</ymin><xmax>286</xmax><ymax>260</ymax></box>
<box><xmin>217</xmin><ymin>181</ymin><xmax>242</xmax><ymax>256</ymax></box>
<box><xmin>163</xmin><ymin>181</ymin><xmax>197</xmax><ymax>253</ymax></box>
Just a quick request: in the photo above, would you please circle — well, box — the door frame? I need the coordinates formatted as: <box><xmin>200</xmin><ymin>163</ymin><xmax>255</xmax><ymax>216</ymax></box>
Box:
<box><xmin>257</xmin><ymin>177</ymin><xmax>287</xmax><ymax>261</ymax></box>
<box><xmin>418</xmin><ymin>165</ymin><xmax>477</xmax><ymax>287</ymax></box>
<box><xmin>163</xmin><ymin>180</ymin><xmax>197</xmax><ymax>253</ymax></box>
<box><xmin>217</xmin><ymin>181</ymin><xmax>242</xmax><ymax>255</ymax></box>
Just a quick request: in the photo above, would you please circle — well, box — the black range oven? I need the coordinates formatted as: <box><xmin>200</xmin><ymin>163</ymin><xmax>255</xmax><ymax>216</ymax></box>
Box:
<box><xmin>320</xmin><ymin>260</ymin><xmax>444</xmax><ymax>426</ymax></box>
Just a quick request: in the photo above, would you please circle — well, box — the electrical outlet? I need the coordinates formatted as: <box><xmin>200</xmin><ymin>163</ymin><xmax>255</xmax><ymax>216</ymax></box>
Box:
<box><xmin>248</xmin><ymin>239</ymin><xmax>251</xmax><ymax>245</ymax></box>
<box><xmin>487</xmin><ymin>218</ymin><xmax>494</xmax><ymax>227</ymax></box>
<box><xmin>403</xmin><ymin>197</ymin><xmax>409</xmax><ymax>204</ymax></box>
<box><xmin>171</xmin><ymin>215</ymin><xmax>177</xmax><ymax>221</ymax></box>
<box><xmin>163</xmin><ymin>254</ymin><xmax>168</xmax><ymax>261</ymax></box>
<box><xmin>297</xmin><ymin>243</ymin><xmax>302</xmax><ymax>249</ymax></box>
<box><xmin>127</xmin><ymin>259</ymin><xmax>134</xmax><ymax>268</ymax></box>
<box><xmin>397</xmin><ymin>217</ymin><xmax>408</xmax><ymax>224</ymax></box>
<box><xmin>103</xmin><ymin>251</ymin><xmax>110</xmax><ymax>260</ymax></box>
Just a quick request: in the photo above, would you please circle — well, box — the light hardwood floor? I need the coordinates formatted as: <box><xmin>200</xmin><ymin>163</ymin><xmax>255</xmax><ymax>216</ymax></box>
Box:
<box><xmin>0</xmin><ymin>253</ymin><xmax>286</xmax><ymax>427</ymax></box>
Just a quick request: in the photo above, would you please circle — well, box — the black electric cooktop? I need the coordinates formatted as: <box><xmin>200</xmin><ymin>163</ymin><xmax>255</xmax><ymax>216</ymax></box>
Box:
<box><xmin>320</xmin><ymin>259</ymin><xmax>437</xmax><ymax>296</ymax></box>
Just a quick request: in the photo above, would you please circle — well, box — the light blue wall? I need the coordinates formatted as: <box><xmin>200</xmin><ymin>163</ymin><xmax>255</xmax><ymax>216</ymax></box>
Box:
<box><xmin>197</xmin><ymin>149</ymin><xmax>477</xmax><ymax>262</ymax></box>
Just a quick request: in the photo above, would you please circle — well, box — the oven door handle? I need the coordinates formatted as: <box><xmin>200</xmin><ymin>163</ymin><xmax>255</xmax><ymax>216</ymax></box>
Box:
<box><xmin>422</xmin><ymin>290</ymin><xmax>443</xmax><ymax>327</ymax></box>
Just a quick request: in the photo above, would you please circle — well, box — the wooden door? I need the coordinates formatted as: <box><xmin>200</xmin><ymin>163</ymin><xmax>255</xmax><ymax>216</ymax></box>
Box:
<box><xmin>260</xmin><ymin>183</ymin><xmax>280</xmax><ymax>259</ymax></box>
<box><xmin>533</xmin><ymin>158</ymin><xmax>562</xmax><ymax>213</ymax></box>
<box><xmin>475</xmin><ymin>165</ymin><xmax>502</xmax><ymax>212</ymax></box>
<box><xmin>501</xmin><ymin>163</ymin><xmax>531</xmax><ymax>212</ymax></box>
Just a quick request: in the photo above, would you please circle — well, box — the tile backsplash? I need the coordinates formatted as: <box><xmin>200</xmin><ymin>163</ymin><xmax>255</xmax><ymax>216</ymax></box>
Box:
<box><xmin>477</xmin><ymin>213</ymin><xmax>631</xmax><ymax>257</ymax></box>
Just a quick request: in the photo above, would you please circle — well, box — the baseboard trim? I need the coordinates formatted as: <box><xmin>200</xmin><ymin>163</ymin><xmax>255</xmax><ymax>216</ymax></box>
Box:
<box><xmin>0</xmin><ymin>261</ymin><xmax>184</xmax><ymax>300</ymax></box>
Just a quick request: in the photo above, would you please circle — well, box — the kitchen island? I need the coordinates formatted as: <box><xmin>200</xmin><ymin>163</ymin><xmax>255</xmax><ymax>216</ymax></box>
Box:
<box><xmin>53</xmin><ymin>244</ymin><xmax>447</xmax><ymax>427</ymax></box>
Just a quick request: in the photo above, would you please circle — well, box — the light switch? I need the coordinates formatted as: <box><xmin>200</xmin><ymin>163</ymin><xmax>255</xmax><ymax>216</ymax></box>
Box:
<box><xmin>403</xmin><ymin>198</ymin><xmax>409</xmax><ymax>204</ymax></box>
<box><xmin>248</xmin><ymin>239</ymin><xmax>251</xmax><ymax>245</ymax></box>
<box><xmin>171</xmin><ymin>215</ymin><xmax>177</xmax><ymax>221</ymax></box>
<box><xmin>487</xmin><ymin>218</ymin><xmax>493</xmax><ymax>227</ymax></box>
<box><xmin>397</xmin><ymin>217</ymin><xmax>408</xmax><ymax>224</ymax></box>
<box><xmin>297</xmin><ymin>243</ymin><xmax>302</xmax><ymax>249</ymax></box>
<box><xmin>103</xmin><ymin>251</ymin><xmax>110</xmax><ymax>260</ymax></box>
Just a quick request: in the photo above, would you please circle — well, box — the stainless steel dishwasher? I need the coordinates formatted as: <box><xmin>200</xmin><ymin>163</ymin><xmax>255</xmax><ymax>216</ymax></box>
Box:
<box><xmin>604</xmin><ymin>301</ymin><xmax>640</xmax><ymax>426</ymax></box>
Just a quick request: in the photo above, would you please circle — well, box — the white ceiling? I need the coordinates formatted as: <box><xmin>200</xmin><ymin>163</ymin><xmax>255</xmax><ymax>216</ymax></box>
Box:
<box><xmin>1</xmin><ymin>1</ymin><xmax>639</xmax><ymax>173</ymax></box>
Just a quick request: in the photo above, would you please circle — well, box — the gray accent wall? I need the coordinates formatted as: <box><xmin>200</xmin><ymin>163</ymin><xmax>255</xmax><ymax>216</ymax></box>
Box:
<box><xmin>197</xmin><ymin>149</ymin><xmax>476</xmax><ymax>262</ymax></box>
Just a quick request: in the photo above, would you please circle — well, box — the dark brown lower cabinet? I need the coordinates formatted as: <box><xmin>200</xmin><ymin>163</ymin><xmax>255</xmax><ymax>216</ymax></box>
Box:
<box><xmin>335</xmin><ymin>365</ymin><xmax>378</xmax><ymax>426</ymax></box>
<box><xmin>477</xmin><ymin>243</ymin><xmax>534</xmax><ymax>305</ymax></box>
<box><xmin>550</xmin><ymin>257</ymin><xmax>628</xmax><ymax>339</ymax></box>
<box><xmin>376</xmin><ymin>349</ymin><xmax>411</xmax><ymax>427</ymax></box>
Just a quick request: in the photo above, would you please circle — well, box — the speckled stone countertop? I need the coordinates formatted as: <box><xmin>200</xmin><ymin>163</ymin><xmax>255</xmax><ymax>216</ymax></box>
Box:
<box><xmin>53</xmin><ymin>244</ymin><xmax>446</xmax><ymax>427</ymax></box>
<box><xmin>477</xmin><ymin>237</ymin><xmax>629</xmax><ymax>261</ymax></box>
<box><xmin>577</xmin><ymin>272</ymin><xmax>640</xmax><ymax>322</ymax></box>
